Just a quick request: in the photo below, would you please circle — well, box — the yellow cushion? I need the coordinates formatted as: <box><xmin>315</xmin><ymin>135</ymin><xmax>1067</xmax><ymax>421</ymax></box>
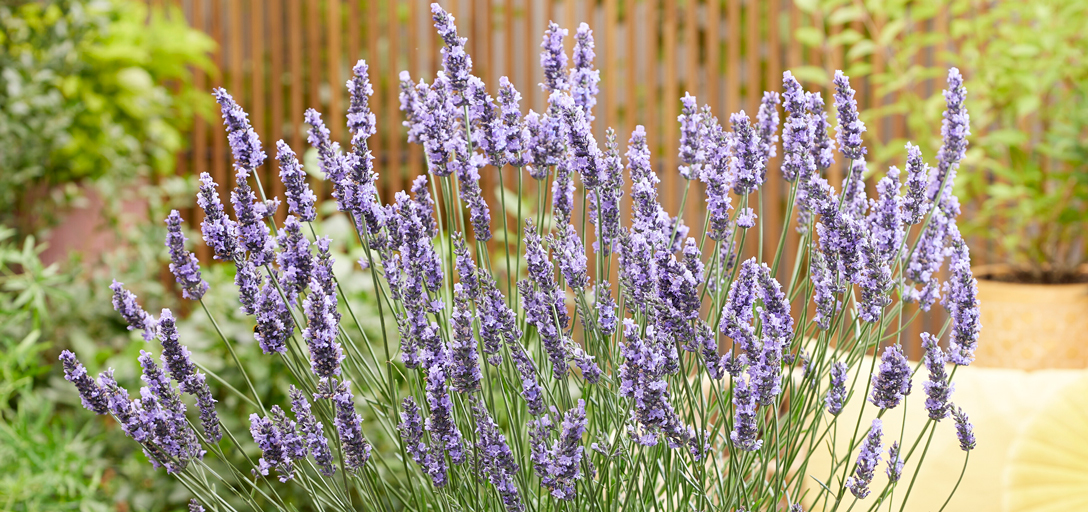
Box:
<box><xmin>800</xmin><ymin>357</ymin><xmax>1085</xmax><ymax>511</ymax></box>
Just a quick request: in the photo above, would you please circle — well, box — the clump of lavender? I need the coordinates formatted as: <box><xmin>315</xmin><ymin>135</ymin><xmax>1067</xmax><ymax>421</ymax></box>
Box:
<box><xmin>62</xmin><ymin>9</ymin><xmax>981</xmax><ymax>510</ymax></box>
<box><xmin>952</xmin><ymin>406</ymin><xmax>976</xmax><ymax>451</ymax></box>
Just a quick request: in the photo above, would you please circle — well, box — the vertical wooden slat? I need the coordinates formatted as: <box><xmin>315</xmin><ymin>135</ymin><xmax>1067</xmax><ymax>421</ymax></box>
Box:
<box><xmin>765</xmin><ymin>0</ymin><xmax>782</xmax><ymax>274</ymax></box>
<box><xmin>644</xmin><ymin>0</ymin><xmax>657</xmax><ymax>157</ymax></box>
<box><xmin>389</xmin><ymin>0</ymin><xmax>403</xmax><ymax>193</ymax></box>
<box><xmin>306</xmin><ymin>0</ymin><xmax>321</xmax><ymax>118</ymax></box>
<box><xmin>525</xmin><ymin>0</ymin><xmax>538</xmax><ymax>112</ymax></box>
<box><xmin>408</xmin><ymin>0</ymin><xmax>423</xmax><ymax>182</ymax></box>
<box><xmin>663</xmin><ymin>0</ymin><xmax>677</xmax><ymax>214</ymax></box>
<box><xmin>744</xmin><ymin>0</ymin><xmax>758</xmax><ymax>113</ymax></box>
<box><xmin>249</xmin><ymin>0</ymin><xmax>267</xmax><ymax>184</ymax></box>
<box><xmin>269</xmin><ymin>0</ymin><xmax>286</xmax><ymax>212</ymax></box>
<box><xmin>707</xmin><ymin>0</ymin><xmax>720</xmax><ymax>116</ymax></box>
<box><xmin>624</xmin><ymin>0</ymin><xmax>636</xmax><ymax>134</ymax></box>
<box><xmin>726</xmin><ymin>0</ymin><xmax>740</xmax><ymax>115</ymax></box>
<box><xmin>191</xmin><ymin>0</ymin><xmax>211</xmax><ymax>263</ymax></box>
<box><xmin>211</xmin><ymin>0</ymin><xmax>227</xmax><ymax>196</ymax></box>
<box><xmin>328</xmin><ymin>0</ymin><xmax>343</xmax><ymax>146</ymax></box>
<box><xmin>289</xmin><ymin>0</ymin><xmax>304</xmax><ymax>155</ymax></box>
<box><xmin>604</xmin><ymin>0</ymin><xmax>618</xmax><ymax>133</ymax></box>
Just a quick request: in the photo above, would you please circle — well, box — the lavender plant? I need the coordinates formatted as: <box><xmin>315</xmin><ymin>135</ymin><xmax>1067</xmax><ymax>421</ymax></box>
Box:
<box><xmin>62</xmin><ymin>5</ymin><xmax>981</xmax><ymax>511</ymax></box>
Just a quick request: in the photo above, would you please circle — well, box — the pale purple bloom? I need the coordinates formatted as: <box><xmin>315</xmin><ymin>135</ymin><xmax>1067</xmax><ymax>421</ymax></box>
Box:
<box><xmin>922</xmin><ymin>333</ymin><xmax>953</xmax><ymax>421</ymax></box>
<box><xmin>250</xmin><ymin>413</ymin><xmax>295</xmax><ymax>482</ymax></box>
<box><xmin>271</xmin><ymin>405</ymin><xmax>305</xmax><ymax>465</ymax></box>
<box><xmin>498</xmin><ymin>76</ymin><xmax>530</xmax><ymax>166</ymax></box>
<box><xmin>196</xmin><ymin>172</ymin><xmax>240</xmax><ymax>261</ymax></box>
<box><xmin>479</xmin><ymin>276</ymin><xmax>521</xmax><ymax>365</ymax></box>
<box><xmin>431</xmin><ymin>3</ymin><xmax>472</xmax><ymax>94</ymax></box>
<box><xmin>453</xmin><ymin>234</ymin><xmax>479</xmax><ymax>299</ymax></box>
<box><xmin>399</xmin><ymin>71</ymin><xmax>423</xmax><ymax>143</ymax></box>
<box><xmin>554</xmin><ymin>223</ymin><xmax>588</xmax><ymax>290</ymax></box>
<box><xmin>419</xmin><ymin>77</ymin><xmax>456</xmax><ymax>177</ymax></box>
<box><xmin>595</xmin><ymin>281</ymin><xmax>618</xmax><ymax>338</ymax></box>
<box><xmin>276</xmin><ymin>140</ymin><xmax>317</xmax><ymax>222</ymax></box>
<box><xmin>843</xmin><ymin>158</ymin><xmax>868</xmax><ymax>219</ymax></box>
<box><xmin>811</xmin><ymin>250</ymin><xmax>839</xmax><ymax>330</ymax></box>
<box><xmin>275</xmin><ymin>215</ymin><xmax>312</xmax><ymax>306</ymax></box>
<box><xmin>137</xmin><ymin>350</ymin><xmax>202</xmax><ymax>471</ymax></box>
<box><xmin>730</xmin><ymin>375</ymin><xmax>762</xmax><ymax>451</ymax></box>
<box><xmin>189</xmin><ymin>499</ymin><xmax>204</xmax><ymax>512</ymax></box>
<box><xmin>906</xmin><ymin>210</ymin><xmax>951</xmax><ymax>311</ymax></box>
<box><xmin>589</xmin><ymin>128</ymin><xmax>624</xmax><ymax>254</ymax></box>
<box><xmin>757</xmin><ymin>262</ymin><xmax>794</xmax><ymax>343</ymax></box>
<box><xmin>450</xmin><ymin>284</ymin><xmax>482</xmax><ymax>393</ymax></box>
<box><xmin>558</xmin><ymin>92</ymin><xmax>602</xmax><ymax>189</ymax></box>
<box><xmin>944</xmin><ymin>235</ymin><xmax>980</xmax><ymax>366</ymax></box>
<box><xmin>857</xmin><ymin>237</ymin><xmax>892</xmax><ymax>323</ymax></box>
<box><xmin>304</xmin><ymin>109</ymin><xmax>349</xmax><ymax>212</ymax></box>
<box><xmin>847</xmin><ymin>419</ymin><xmax>882</xmax><ymax>498</ymax></box>
<box><xmin>756</xmin><ymin>91</ymin><xmax>781</xmax><ymax>167</ymax></box>
<box><xmin>552</xmin><ymin>161</ymin><xmax>576</xmax><ymax>226</ymax></box>
<box><xmin>952</xmin><ymin>406</ymin><xmax>976</xmax><ymax>451</ymax></box>
<box><xmin>627</xmin><ymin>125</ymin><xmax>672</xmax><ymax>247</ymax></box>
<box><xmin>750</xmin><ymin>336</ymin><xmax>784</xmax><ymax>406</ymax></box>
<box><xmin>539</xmin><ymin>22</ymin><xmax>569</xmax><ymax>93</ymax></box>
<box><xmin>808</xmin><ymin>92</ymin><xmax>835</xmax><ymax>170</ymax></box>
<box><xmin>400</xmin><ymin>396</ymin><xmax>447</xmax><ymax>487</ymax></box>
<box><xmin>253</xmin><ymin>279</ymin><xmax>293</xmax><ymax>354</ymax></box>
<box><xmin>870</xmin><ymin>345</ymin><xmax>912</xmax><ymax>410</ymax></box>
<box><xmin>701</xmin><ymin>119</ymin><xmax>734</xmax><ymax>240</ymax></box>
<box><xmin>473</xmin><ymin>399</ymin><xmax>524</xmax><ymax>512</ymax></box>
<box><xmin>929</xmin><ymin>68</ymin><xmax>970</xmax><ymax>207</ymax></box>
<box><xmin>303</xmin><ymin>238</ymin><xmax>344</xmax><ymax>379</ymax></box>
<box><xmin>234</xmin><ymin>258</ymin><xmax>263</xmax><ymax>316</ymax></box>
<box><xmin>290</xmin><ymin>386</ymin><xmax>335</xmax><ymax>476</ymax></box>
<box><xmin>213</xmin><ymin>88</ymin><xmax>265</xmax><ymax>172</ymax></box>
<box><xmin>60</xmin><ymin>350</ymin><xmax>109</xmax><ymax>414</ymax></box>
<box><xmin>867</xmin><ymin>166</ymin><xmax>904</xmax><ymax>264</ymax></box>
<box><xmin>510</xmin><ymin>343</ymin><xmax>546</xmax><ymax>415</ymax></box>
<box><xmin>619</xmin><ymin>320</ymin><xmax>696</xmax><ymax>450</ymax></box>
<box><xmin>825</xmin><ymin>361</ymin><xmax>848</xmax><ymax>415</ymax></box>
<box><xmin>532</xmin><ymin>400</ymin><xmax>588</xmax><ymax>500</ymax></box>
<box><xmin>165</xmin><ymin>210</ymin><xmax>208</xmax><ymax>300</ymax></box>
<box><xmin>328</xmin><ymin>379</ymin><xmax>371</xmax><ymax>471</ymax></box>
<box><xmin>902</xmin><ymin>143</ymin><xmax>930</xmax><ymax>225</ymax></box>
<box><xmin>833</xmin><ymin>71</ymin><xmax>867</xmax><ymax>161</ymax></box>
<box><xmin>731</xmin><ymin>111</ymin><xmax>765</xmax><ymax>195</ymax></box>
<box><xmin>157</xmin><ymin>310</ymin><xmax>220</xmax><ymax>442</ymax></box>
<box><xmin>570</xmin><ymin>23</ymin><xmax>600</xmax><ymax>121</ymax></box>
<box><xmin>678</xmin><ymin>93</ymin><xmax>705</xmax><ymax>180</ymax></box>
<box><xmin>467</xmin><ymin>76</ymin><xmax>504</xmax><ymax>166</ymax></box>
<box><xmin>781</xmin><ymin>71</ymin><xmax>815</xmax><ymax>182</ymax></box>
<box><xmin>720</xmin><ymin>258</ymin><xmax>759</xmax><ymax>360</ymax></box>
<box><xmin>231</xmin><ymin>168</ymin><xmax>275</xmax><ymax>266</ymax></box>
<box><xmin>424</xmin><ymin>363</ymin><xmax>466</xmax><ymax>464</ymax></box>
<box><xmin>451</xmin><ymin>125</ymin><xmax>493</xmax><ymax>241</ymax></box>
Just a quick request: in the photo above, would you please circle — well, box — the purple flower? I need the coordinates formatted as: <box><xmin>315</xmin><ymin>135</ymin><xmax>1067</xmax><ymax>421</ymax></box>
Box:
<box><xmin>886</xmin><ymin>441</ymin><xmax>904</xmax><ymax>483</ymax></box>
<box><xmin>730</xmin><ymin>111</ymin><xmax>766</xmax><ymax>195</ymax></box>
<box><xmin>275</xmin><ymin>215</ymin><xmax>312</xmax><ymax>306</ymax></box>
<box><xmin>558</xmin><ymin>92</ymin><xmax>602</xmax><ymax>189</ymax></box>
<box><xmin>532</xmin><ymin>400</ymin><xmax>588</xmax><ymax>500</ymax></box>
<box><xmin>843</xmin><ymin>158</ymin><xmax>868</xmax><ymax>219</ymax></box>
<box><xmin>595</xmin><ymin>282</ymin><xmax>618</xmax><ymax>338</ymax></box>
<box><xmin>271</xmin><ymin>405</ymin><xmax>306</xmax><ymax>466</ymax></box>
<box><xmin>189</xmin><ymin>499</ymin><xmax>204</xmax><ymax>512</ymax></box>
<box><xmin>328</xmin><ymin>379</ymin><xmax>372</xmax><ymax>471</ymax></box>
<box><xmin>857</xmin><ymin>237</ymin><xmax>892</xmax><ymax>323</ymax></box>
<box><xmin>570</xmin><ymin>23</ymin><xmax>600</xmax><ymax>121</ymax></box>
<box><xmin>400</xmin><ymin>397</ymin><xmax>447</xmax><ymax>488</ymax></box>
<box><xmin>453</xmin><ymin>234</ymin><xmax>479</xmax><ymax>300</ymax></box>
<box><xmin>906</xmin><ymin>209</ymin><xmax>951</xmax><ymax>311</ymax></box>
<box><xmin>589</xmin><ymin>128</ymin><xmax>625</xmax><ymax>254</ymax></box>
<box><xmin>418</xmin><ymin>77</ymin><xmax>456</xmax><ymax>177</ymax></box>
<box><xmin>231</xmin><ymin>168</ymin><xmax>276</xmax><ymax>266</ymax></box>
<box><xmin>473</xmin><ymin>399</ymin><xmax>524</xmax><ymax>512</ymax></box>
<box><xmin>234</xmin><ymin>258</ymin><xmax>263</xmax><ymax>316</ymax></box>
<box><xmin>60</xmin><ymin>350</ymin><xmax>108</xmax><ymax>414</ymax></box>
<box><xmin>450</xmin><ymin>284</ymin><xmax>482</xmax><ymax>393</ymax></box>
<box><xmin>781</xmin><ymin>72</ymin><xmax>816</xmax><ymax>183</ymax></box>
<box><xmin>466</xmin><ymin>76</ymin><xmax>504</xmax><ymax>167</ymax></box>
<box><xmin>510</xmin><ymin>343</ymin><xmax>546</xmax><ymax>415</ymax></box>
<box><xmin>250</xmin><ymin>413</ymin><xmax>295</xmax><ymax>482</ymax></box>
<box><xmin>451</xmin><ymin>127</ymin><xmax>493</xmax><ymax>242</ymax></box>
<box><xmin>902</xmin><ymin>143</ymin><xmax>931</xmax><ymax>225</ymax></box>
<box><xmin>431</xmin><ymin>3</ymin><xmax>472</xmax><ymax>94</ymax></box>
<box><xmin>952</xmin><ymin>406</ymin><xmax>976</xmax><ymax>451</ymax></box>
<box><xmin>807</xmin><ymin>92</ymin><xmax>836</xmax><ymax>170</ymax></box>
<box><xmin>276</xmin><ymin>140</ymin><xmax>317</xmax><ymax>222</ymax></box>
<box><xmin>756</xmin><ymin>91</ymin><xmax>781</xmax><ymax>171</ymax></box>
<box><xmin>816</xmin><ymin>189</ymin><xmax>866</xmax><ymax>282</ymax></box>
<box><xmin>757</xmin><ymin>261</ymin><xmax>794</xmax><ymax>343</ymax></box>
<box><xmin>922</xmin><ymin>333</ymin><xmax>953</xmax><ymax>421</ymax></box>
<box><xmin>345</xmin><ymin>61</ymin><xmax>385</xmax><ymax>236</ymax></box>
<box><xmin>870</xmin><ymin>344</ymin><xmax>912</xmax><ymax>410</ymax></box>
<box><xmin>253</xmin><ymin>278</ymin><xmax>293</xmax><ymax>354</ymax></box>
<box><xmin>929</xmin><ymin>68</ymin><xmax>970</xmax><ymax>207</ymax></box>
<box><xmin>554</xmin><ymin>223</ymin><xmax>588</xmax><ymax>290</ymax></box>
<box><xmin>165</xmin><ymin>210</ymin><xmax>208</xmax><ymax>300</ymax></box>
<box><xmin>303</xmin><ymin>238</ymin><xmax>344</xmax><ymax>379</ymax></box>
<box><xmin>213</xmin><ymin>88</ymin><xmax>265</xmax><ymax>172</ymax></box>
<box><xmin>137</xmin><ymin>350</ymin><xmax>202</xmax><ymax>471</ymax></box>
<box><xmin>157</xmin><ymin>309</ymin><xmax>220</xmax><ymax>442</ymax></box>
<box><xmin>701</xmin><ymin>120</ymin><xmax>735</xmax><ymax>241</ymax></box>
<box><xmin>720</xmin><ymin>258</ymin><xmax>759</xmax><ymax>360</ymax></box>
<box><xmin>944</xmin><ymin>235</ymin><xmax>980</xmax><ymax>366</ymax></box>
<box><xmin>810</xmin><ymin>250</ymin><xmax>839</xmax><ymax>330</ymax></box>
<box><xmin>619</xmin><ymin>320</ymin><xmax>697</xmax><ymax>450</ymax></box>
<box><xmin>539</xmin><ymin>22</ymin><xmax>569</xmax><ymax>93</ymax></box>
<box><xmin>424</xmin><ymin>363</ymin><xmax>466</xmax><ymax>464</ymax></box>
<box><xmin>678</xmin><ymin>93</ymin><xmax>706</xmax><ymax>180</ymax></box>
<box><xmin>196</xmin><ymin>173</ymin><xmax>240</xmax><ymax>261</ymax></box>
<box><xmin>109</xmin><ymin>281</ymin><xmax>156</xmax><ymax>342</ymax></box>
<box><xmin>825</xmin><ymin>361</ymin><xmax>848</xmax><ymax>415</ymax></box>
<box><xmin>497</xmin><ymin>77</ymin><xmax>530</xmax><ymax>166</ymax></box>
<box><xmin>290</xmin><ymin>386</ymin><xmax>335</xmax><ymax>476</ymax></box>
<box><xmin>399</xmin><ymin>71</ymin><xmax>423</xmax><ymax>143</ymax></box>
<box><xmin>833</xmin><ymin>71</ymin><xmax>867</xmax><ymax>161</ymax></box>
<box><xmin>867</xmin><ymin>166</ymin><xmax>904</xmax><ymax>265</ymax></box>
<box><xmin>846</xmin><ymin>419</ymin><xmax>883</xmax><ymax>498</ymax></box>
<box><xmin>730</xmin><ymin>375</ymin><xmax>762</xmax><ymax>452</ymax></box>
<box><xmin>479</xmin><ymin>276</ymin><xmax>521</xmax><ymax>365</ymax></box>
<box><xmin>552</xmin><ymin>161</ymin><xmax>576</xmax><ymax>226</ymax></box>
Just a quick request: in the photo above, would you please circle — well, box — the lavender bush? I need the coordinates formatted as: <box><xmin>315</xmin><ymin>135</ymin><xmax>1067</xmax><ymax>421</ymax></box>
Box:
<box><xmin>62</xmin><ymin>5</ymin><xmax>980</xmax><ymax>511</ymax></box>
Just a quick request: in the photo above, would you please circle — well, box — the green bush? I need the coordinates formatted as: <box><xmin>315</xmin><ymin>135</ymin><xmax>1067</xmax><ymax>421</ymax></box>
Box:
<box><xmin>0</xmin><ymin>0</ymin><xmax>214</xmax><ymax>233</ymax></box>
<box><xmin>794</xmin><ymin>0</ymin><xmax>1088</xmax><ymax>280</ymax></box>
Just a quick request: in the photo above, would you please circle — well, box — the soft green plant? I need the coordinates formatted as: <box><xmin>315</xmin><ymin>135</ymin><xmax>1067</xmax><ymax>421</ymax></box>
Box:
<box><xmin>0</xmin><ymin>0</ymin><xmax>215</xmax><ymax>233</ymax></box>
<box><xmin>793</xmin><ymin>0</ymin><xmax>1088</xmax><ymax>281</ymax></box>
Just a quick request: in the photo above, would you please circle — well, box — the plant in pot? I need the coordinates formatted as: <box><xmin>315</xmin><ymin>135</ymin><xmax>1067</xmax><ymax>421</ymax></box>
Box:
<box><xmin>796</xmin><ymin>0</ymin><xmax>1088</xmax><ymax>368</ymax></box>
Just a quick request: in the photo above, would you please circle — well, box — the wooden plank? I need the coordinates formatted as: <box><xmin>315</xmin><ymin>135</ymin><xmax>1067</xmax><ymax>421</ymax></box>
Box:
<box><xmin>605</xmin><ymin>0</ymin><xmax>618</xmax><ymax>134</ymax></box>
<box><xmin>726</xmin><ymin>0</ymin><xmax>739</xmax><ymax>115</ymax></box>
<box><xmin>191</xmin><ymin>0</ymin><xmax>211</xmax><ymax>262</ymax></box>
<box><xmin>707</xmin><ymin>0</ymin><xmax>720</xmax><ymax>116</ymax></box>
<box><xmin>765</xmin><ymin>0</ymin><xmax>783</xmax><ymax>278</ymax></box>
<box><xmin>683</xmin><ymin>0</ymin><xmax>700</xmax><ymax>232</ymax></box>
<box><xmin>211</xmin><ymin>0</ymin><xmax>228</xmax><ymax>209</ymax></box>
<box><xmin>745</xmin><ymin>0</ymin><xmax>758</xmax><ymax>113</ymax></box>
<box><xmin>408</xmin><ymin>0</ymin><xmax>422</xmax><ymax>183</ymax></box>
<box><xmin>269</xmin><ymin>0</ymin><xmax>286</xmax><ymax>213</ymax></box>
<box><xmin>644</xmin><ymin>0</ymin><xmax>657</xmax><ymax>160</ymax></box>
<box><xmin>350</xmin><ymin>0</ymin><xmax>362</xmax><ymax>65</ymax></box>
<box><xmin>624</xmin><ymin>0</ymin><xmax>636</xmax><ymax>134</ymax></box>
<box><xmin>663</xmin><ymin>0</ymin><xmax>677</xmax><ymax>215</ymax></box>
<box><xmin>328</xmin><ymin>0</ymin><xmax>343</xmax><ymax>146</ymax></box>
<box><xmin>389</xmin><ymin>0</ymin><xmax>403</xmax><ymax>193</ymax></box>
<box><xmin>249</xmin><ymin>0</ymin><xmax>267</xmax><ymax>187</ymax></box>
<box><xmin>307</xmin><ymin>0</ymin><xmax>321</xmax><ymax>119</ymax></box>
<box><xmin>289</xmin><ymin>0</ymin><xmax>304</xmax><ymax>160</ymax></box>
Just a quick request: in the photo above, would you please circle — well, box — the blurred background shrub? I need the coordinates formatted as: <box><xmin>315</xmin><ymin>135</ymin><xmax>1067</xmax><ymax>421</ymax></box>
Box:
<box><xmin>0</xmin><ymin>0</ymin><xmax>215</xmax><ymax>234</ymax></box>
<box><xmin>795</xmin><ymin>0</ymin><xmax>1088</xmax><ymax>281</ymax></box>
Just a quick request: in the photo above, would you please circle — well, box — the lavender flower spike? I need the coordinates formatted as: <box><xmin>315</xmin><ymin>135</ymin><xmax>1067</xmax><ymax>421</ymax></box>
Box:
<box><xmin>756</xmin><ymin>91</ymin><xmax>781</xmax><ymax>166</ymax></box>
<box><xmin>720</xmin><ymin>258</ymin><xmax>759</xmax><ymax>360</ymax></box>
<box><xmin>825</xmin><ymin>361</ymin><xmax>848</xmax><ymax>415</ymax></box>
<box><xmin>846</xmin><ymin>419</ymin><xmax>883</xmax><ymax>498</ymax></box>
<box><xmin>189</xmin><ymin>499</ymin><xmax>205</xmax><ymax>512</ymax></box>
<box><xmin>922</xmin><ymin>333</ymin><xmax>953</xmax><ymax>421</ymax></box>
<box><xmin>952</xmin><ymin>406</ymin><xmax>976</xmax><ymax>451</ymax></box>
<box><xmin>808</xmin><ymin>92</ymin><xmax>835</xmax><ymax>170</ymax></box>
<box><xmin>730</xmin><ymin>111</ymin><xmax>766</xmax><ymax>195</ymax></box>
<box><xmin>677</xmin><ymin>93</ymin><xmax>705</xmax><ymax>181</ymax></box>
<box><xmin>886</xmin><ymin>441</ymin><xmax>904</xmax><ymax>483</ymax></box>
<box><xmin>870</xmin><ymin>344</ymin><xmax>912</xmax><ymax>410</ymax></box>
<box><xmin>730</xmin><ymin>375</ymin><xmax>763</xmax><ymax>452</ymax></box>
<box><xmin>289</xmin><ymin>386</ymin><xmax>335</xmax><ymax>476</ymax></box>
<box><xmin>902</xmin><ymin>143</ymin><xmax>931</xmax><ymax>225</ymax></box>
<box><xmin>275</xmin><ymin>215</ymin><xmax>313</xmax><ymax>306</ymax></box>
<box><xmin>473</xmin><ymin>398</ymin><xmax>523</xmax><ymax>512</ymax></box>
<box><xmin>400</xmin><ymin>397</ymin><xmax>448</xmax><ymax>488</ymax></box>
<box><xmin>60</xmin><ymin>350</ymin><xmax>109</xmax><ymax>414</ymax></box>
<box><xmin>570</xmin><ymin>22</ymin><xmax>600</xmax><ymax>121</ymax></box>
<box><xmin>231</xmin><ymin>168</ymin><xmax>276</xmax><ymax>266</ymax></box>
<box><xmin>157</xmin><ymin>309</ymin><xmax>221</xmax><ymax>442</ymax></box>
<box><xmin>431</xmin><ymin>3</ymin><xmax>472</xmax><ymax>94</ymax></box>
<box><xmin>449</xmin><ymin>284</ymin><xmax>482</xmax><ymax>393</ymax></box>
<box><xmin>929</xmin><ymin>67</ymin><xmax>970</xmax><ymax>205</ymax></box>
<box><xmin>832</xmin><ymin>71</ymin><xmax>867</xmax><ymax>161</ymax></box>
<box><xmin>213</xmin><ymin>87</ymin><xmax>265</xmax><ymax>172</ymax></box>
<box><xmin>510</xmin><ymin>343</ymin><xmax>546</xmax><ymax>415</ymax></box>
<box><xmin>329</xmin><ymin>379</ymin><xmax>372</xmax><ymax>471</ymax></box>
<box><xmin>303</xmin><ymin>238</ymin><xmax>344</xmax><ymax>379</ymax></box>
<box><xmin>540</xmin><ymin>21</ymin><xmax>569</xmax><ymax>93</ymax></box>
<box><xmin>110</xmin><ymin>281</ymin><xmax>156</xmax><ymax>342</ymax></box>
<box><xmin>944</xmin><ymin>235</ymin><xmax>980</xmax><ymax>366</ymax></box>
<box><xmin>250</xmin><ymin>413</ymin><xmax>295</xmax><ymax>482</ymax></box>
<box><xmin>196</xmin><ymin>172</ymin><xmax>240</xmax><ymax>261</ymax></box>
<box><xmin>276</xmin><ymin>140</ymin><xmax>317</xmax><ymax>222</ymax></box>
<box><xmin>780</xmin><ymin>71</ymin><xmax>815</xmax><ymax>182</ymax></box>
<box><xmin>165</xmin><ymin>210</ymin><xmax>208</xmax><ymax>300</ymax></box>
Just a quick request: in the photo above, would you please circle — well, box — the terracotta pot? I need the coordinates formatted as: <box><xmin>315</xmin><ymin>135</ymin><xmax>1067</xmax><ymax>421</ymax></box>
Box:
<box><xmin>973</xmin><ymin>264</ymin><xmax>1088</xmax><ymax>369</ymax></box>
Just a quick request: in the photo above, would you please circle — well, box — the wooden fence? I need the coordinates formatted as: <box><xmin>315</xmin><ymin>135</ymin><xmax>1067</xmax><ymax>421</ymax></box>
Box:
<box><xmin>170</xmin><ymin>0</ymin><xmax>954</xmax><ymax>357</ymax></box>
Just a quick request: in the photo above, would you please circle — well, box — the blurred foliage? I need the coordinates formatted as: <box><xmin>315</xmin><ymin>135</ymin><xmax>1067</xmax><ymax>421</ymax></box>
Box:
<box><xmin>0</xmin><ymin>0</ymin><xmax>215</xmax><ymax>234</ymax></box>
<box><xmin>794</xmin><ymin>0</ymin><xmax>1088</xmax><ymax>280</ymax></box>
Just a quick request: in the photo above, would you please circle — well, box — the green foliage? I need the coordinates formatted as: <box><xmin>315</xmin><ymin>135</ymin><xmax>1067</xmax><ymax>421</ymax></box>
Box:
<box><xmin>0</xmin><ymin>0</ymin><xmax>215</xmax><ymax>232</ymax></box>
<box><xmin>794</xmin><ymin>0</ymin><xmax>1088</xmax><ymax>278</ymax></box>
